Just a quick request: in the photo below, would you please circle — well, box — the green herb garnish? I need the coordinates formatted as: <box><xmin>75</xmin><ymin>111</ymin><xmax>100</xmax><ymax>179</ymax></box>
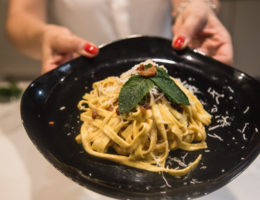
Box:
<box><xmin>118</xmin><ymin>75</ymin><xmax>154</xmax><ymax>114</ymax></box>
<box><xmin>150</xmin><ymin>67</ymin><xmax>190</xmax><ymax>105</ymax></box>
<box><xmin>118</xmin><ymin>64</ymin><xmax>190</xmax><ymax>113</ymax></box>
<box><xmin>144</xmin><ymin>63</ymin><xmax>152</xmax><ymax>69</ymax></box>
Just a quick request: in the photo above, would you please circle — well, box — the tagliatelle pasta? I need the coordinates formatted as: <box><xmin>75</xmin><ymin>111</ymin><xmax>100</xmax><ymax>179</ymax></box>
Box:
<box><xmin>76</xmin><ymin>60</ymin><xmax>211</xmax><ymax>176</ymax></box>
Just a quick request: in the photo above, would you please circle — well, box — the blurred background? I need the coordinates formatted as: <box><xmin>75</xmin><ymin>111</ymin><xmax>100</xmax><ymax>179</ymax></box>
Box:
<box><xmin>0</xmin><ymin>0</ymin><xmax>259</xmax><ymax>80</ymax></box>
<box><xmin>0</xmin><ymin>1</ymin><xmax>259</xmax><ymax>200</ymax></box>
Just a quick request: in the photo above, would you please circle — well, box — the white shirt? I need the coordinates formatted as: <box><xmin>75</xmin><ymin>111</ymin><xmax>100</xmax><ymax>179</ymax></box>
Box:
<box><xmin>50</xmin><ymin>0</ymin><xmax>173</xmax><ymax>45</ymax></box>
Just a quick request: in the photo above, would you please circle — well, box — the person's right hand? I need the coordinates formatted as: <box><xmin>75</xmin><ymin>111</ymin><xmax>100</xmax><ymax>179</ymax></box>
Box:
<box><xmin>41</xmin><ymin>25</ymin><xmax>99</xmax><ymax>73</ymax></box>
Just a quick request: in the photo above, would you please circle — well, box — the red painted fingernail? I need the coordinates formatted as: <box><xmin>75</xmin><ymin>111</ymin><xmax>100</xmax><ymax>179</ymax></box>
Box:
<box><xmin>84</xmin><ymin>43</ymin><xmax>98</xmax><ymax>54</ymax></box>
<box><xmin>173</xmin><ymin>36</ymin><xmax>185</xmax><ymax>50</ymax></box>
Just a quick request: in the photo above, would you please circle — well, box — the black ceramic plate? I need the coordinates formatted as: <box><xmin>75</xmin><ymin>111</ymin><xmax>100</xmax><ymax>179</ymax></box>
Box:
<box><xmin>21</xmin><ymin>36</ymin><xmax>260</xmax><ymax>200</ymax></box>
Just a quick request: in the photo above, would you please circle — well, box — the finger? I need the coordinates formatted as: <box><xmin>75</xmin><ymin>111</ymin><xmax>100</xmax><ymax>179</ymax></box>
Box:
<box><xmin>213</xmin><ymin>43</ymin><xmax>233</xmax><ymax>66</ymax></box>
<box><xmin>43</xmin><ymin>53</ymin><xmax>73</xmax><ymax>73</ymax></box>
<box><xmin>42</xmin><ymin>54</ymin><xmax>59</xmax><ymax>74</ymax></box>
<box><xmin>54</xmin><ymin>53</ymin><xmax>73</xmax><ymax>64</ymax></box>
<box><xmin>41</xmin><ymin>48</ymin><xmax>66</xmax><ymax>74</ymax></box>
<box><xmin>172</xmin><ymin>13</ymin><xmax>207</xmax><ymax>50</ymax></box>
<box><xmin>213</xmin><ymin>54</ymin><xmax>233</xmax><ymax>66</ymax></box>
<box><xmin>72</xmin><ymin>52</ymin><xmax>81</xmax><ymax>59</ymax></box>
<box><xmin>42</xmin><ymin>63</ymin><xmax>57</xmax><ymax>74</ymax></box>
<box><xmin>50</xmin><ymin>32</ymin><xmax>99</xmax><ymax>58</ymax></box>
<box><xmin>197</xmin><ymin>42</ymin><xmax>233</xmax><ymax>66</ymax></box>
<box><xmin>42</xmin><ymin>43</ymin><xmax>53</xmax><ymax>73</ymax></box>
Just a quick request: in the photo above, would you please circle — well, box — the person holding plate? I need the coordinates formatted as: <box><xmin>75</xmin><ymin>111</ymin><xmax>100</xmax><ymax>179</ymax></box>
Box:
<box><xmin>5</xmin><ymin>0</ymin><xmax>233</xmax><ymax>73</ymax></box>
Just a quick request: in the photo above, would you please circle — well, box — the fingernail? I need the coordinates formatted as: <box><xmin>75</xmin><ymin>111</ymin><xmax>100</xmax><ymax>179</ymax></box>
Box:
<box><xmin>84</xmin><ymin>43</ymin><xmax>98</xmax><ymax>54</ymax></box>
<box><xmin>173</xmin><ymin>36</ymin><xmax>185</xmax><ymax>50</ymax></box>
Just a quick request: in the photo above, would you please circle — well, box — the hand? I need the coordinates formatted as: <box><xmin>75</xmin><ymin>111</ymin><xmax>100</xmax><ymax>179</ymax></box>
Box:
<box><xmin>41</xmin><ymin>25</ymin><xmax>99</xmax><ymax>73</ymax></box>
<box><xmin>172</xmin><ymin>0</ymin><xmax>233</xmax><ymax>66</ymax></box>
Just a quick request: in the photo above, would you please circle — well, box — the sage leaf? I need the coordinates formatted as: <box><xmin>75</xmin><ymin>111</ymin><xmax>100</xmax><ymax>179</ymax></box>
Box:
<box><xmin>144</xmin><ymin>63</ymin><xmax>152</xmax><ymax>69</ymax></box>
<box><xmin>118</xmin><ymin>75</ymin><xmax>154</xmax><ymax>113</ymax></box>
<box><xmin>150</xmin><ymin>67</ymin><xmax>190</xmax><ymax>105</ymax></box>
<box><xmin>156</xmin><ymin>67</ymin><xmax>169</xmax><ymax>77</ymax></box>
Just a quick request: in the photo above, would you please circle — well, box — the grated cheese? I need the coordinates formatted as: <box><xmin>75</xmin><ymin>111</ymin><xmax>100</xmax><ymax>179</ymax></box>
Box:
<box><xmin>208</xmin><ymin>133</ymin><xmax>224</xmax><ymax>141</ymax></box>
<box><xmin>59</xmin><ymin>106</ymin><xmax>66</xmax><ymax>111</ymax></box>
<box><xmin>243</xmin><ymin>106</ymin><xmax>250</xmax><ymax>114</ymax></box>
<box><xmin>168</xmin><ymin>157</ymin><xmax>188</xmax><ymax>168</ymax></box>
<box><xmin>181</xmin><ymin>152</ymin><xmax>188</xmax><ymax>162</ymax></box>
<box><xmin>226</xmin><ymin>86</ymin><xmax>234</xmax><ymax>93</ymax></box>
<box><xmin>161</xmin><ymin>173</ymin><xmax>172</xmax><ymax>188</ymax></box>
<box><xmin>211</xmin><ymin>105</ymin><xmax>218</xmax><ymax>113</ymax></box>
<box><xmin>237</xmin><ymin>123</ymin><xmax>249</xmax><ymax>141</ymax></box>
<box><xmin>180</xmin><ymin>80</ymin><xmax>201</xmax><ymax>94</ymax></box>
<box><xmin>190</xmin><ymin>178</ymin><xmax>202</xmax><ymax>184</ymax></box>
<box><xmin>207</xmin><ymin>87</ymin><xmax>224</xmax><ymax>105</ymax></box>
<box><xmin>242</xmin><ymin>122</ymin><xmax>249</xmax><ymax>133</ymax></box>
<box><xmin>209</xmin><ymin>115</ymin><xmax>231</xmax><ymax>131</ymax></box>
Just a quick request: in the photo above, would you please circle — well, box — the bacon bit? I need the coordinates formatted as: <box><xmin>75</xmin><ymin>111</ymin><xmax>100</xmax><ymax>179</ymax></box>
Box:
<box><xmin>140</xmin><ymin>105</ymin><xmax>151</xmax><ymax>113</ymax></box>
<box><xmin>48</xmin><ymin>121</ymin><xmax>55</xmax><ymax>126</ymax></box>
<box><xmin>108</xmin><ymin>105</ymin><xmax>114</xmax><ymax>111</ymax></box>
<box><xmin>138</xmin><ymin>65</ymin><xmax>157</xmax><ymax>77</ymax></box>
<box><xmin>116</xmin><ymin>108</ymin><xmax>120</xmax><ymax>115</ymax></box>
<box><xmin>113</xmin><ymin>99</ymin><xmax>118</xmax><ymax>106</ymax></box>
<box><xmin>137</xmin><ymin>64</ymin><xmax>145</xmax><ymax>71</ymax></box>
<box><xmin>144</xmin><ymin>104</ymin><xmax>151</xmax><ymax>110</ymax></box>
<box><xmin>140</xmin><ymin>106</ymin><xmax>146</xmax><ymax>113</ymax></box>
<box><xmin>92</xmin><ymin>109</ymin><xmax>98</xmax><ymax>119</ymax></box>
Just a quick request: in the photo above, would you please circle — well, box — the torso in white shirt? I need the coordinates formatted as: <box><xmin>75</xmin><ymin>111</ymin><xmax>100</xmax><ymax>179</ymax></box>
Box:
<box><xmin>50</xmin><ymin>0</ymin><xmax>172</xmax><ymax>45</ymax></box>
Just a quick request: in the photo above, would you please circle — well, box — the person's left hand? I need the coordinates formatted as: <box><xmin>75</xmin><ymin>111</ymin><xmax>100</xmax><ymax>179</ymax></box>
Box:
<box><xmin>172</xmin><ymin>0</ymin><xmax>233</xmax><ymax>66</ymax></box>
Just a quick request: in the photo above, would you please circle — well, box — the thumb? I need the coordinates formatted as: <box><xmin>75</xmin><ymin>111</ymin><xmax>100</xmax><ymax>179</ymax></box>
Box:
<box><xmin>172</xmin><ymin>13</ymin><xmax>207</xmax><ymax>50</ymax></box>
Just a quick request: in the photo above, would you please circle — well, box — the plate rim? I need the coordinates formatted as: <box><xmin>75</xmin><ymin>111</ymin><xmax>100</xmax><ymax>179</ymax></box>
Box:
<box><xmin>21</xmin><ymin>35</ymin><xmax>260</xmax><ymax>199</ymax></box>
